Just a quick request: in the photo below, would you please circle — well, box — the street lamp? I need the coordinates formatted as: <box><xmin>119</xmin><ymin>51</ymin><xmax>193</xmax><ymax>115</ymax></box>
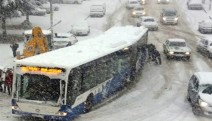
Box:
<box><xmin>50</xmin><ymin>0</ymin><xmax>53</xmax><ymax>50</ymax></box>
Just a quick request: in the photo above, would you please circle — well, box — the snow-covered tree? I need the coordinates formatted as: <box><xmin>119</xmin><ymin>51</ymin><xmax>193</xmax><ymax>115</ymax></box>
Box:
<box><xmin>0</xmin><ymin>0</ymin><xmax>17</xmax><ymax>42</ymax></box>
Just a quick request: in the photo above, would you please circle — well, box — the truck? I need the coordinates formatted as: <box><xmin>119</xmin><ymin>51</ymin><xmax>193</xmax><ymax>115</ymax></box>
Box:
<box><xmin>17</xmin><ymin>27</ymin><xmax>50</xmax><ymax>59</ymax></box>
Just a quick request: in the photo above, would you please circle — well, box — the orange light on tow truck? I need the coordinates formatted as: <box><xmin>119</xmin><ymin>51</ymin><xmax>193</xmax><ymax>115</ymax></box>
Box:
<box><xmin>21</xmin><ymin>66</ymin><xmax>63</xmax><ymax>75</ymax></box>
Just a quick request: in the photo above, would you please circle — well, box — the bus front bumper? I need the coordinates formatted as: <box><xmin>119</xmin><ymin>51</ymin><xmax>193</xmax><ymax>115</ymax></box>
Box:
<box><xmin>12</xmin><ymin>109</ymin><xmax>76</xmax><ymax>121</ymax></box>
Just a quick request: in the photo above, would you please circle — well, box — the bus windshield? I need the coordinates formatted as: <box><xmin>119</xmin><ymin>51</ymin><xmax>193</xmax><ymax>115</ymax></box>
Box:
<box><xmin>18</xmin><ymin>74</ymin><xmax>60</xmax><ymax>102</ymax></box>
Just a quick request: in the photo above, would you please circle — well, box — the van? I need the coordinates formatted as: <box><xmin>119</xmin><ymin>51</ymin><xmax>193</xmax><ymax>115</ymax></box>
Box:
<box><xmin>90</xmin><ymin>3</ymin><xmax>106</xmax><ymax>17</ymax></box>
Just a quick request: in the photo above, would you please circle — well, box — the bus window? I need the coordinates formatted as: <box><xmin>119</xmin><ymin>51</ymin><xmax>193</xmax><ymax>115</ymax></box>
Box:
<box><xmin>82</xmin><ymin>62</ymin><xmax>97</xmax><ymax>91</ymax></box>
<box><xmin>67</xmin><ymin>68</ymin><xmax>82</xmax><ymax>105</ymax></box>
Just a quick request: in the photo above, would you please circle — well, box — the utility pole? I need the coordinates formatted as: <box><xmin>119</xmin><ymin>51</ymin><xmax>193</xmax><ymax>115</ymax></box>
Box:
<box><xmin>50</xmin><ymin>0</ymin><xmax>53</xmax><ymax>50</ymax></box>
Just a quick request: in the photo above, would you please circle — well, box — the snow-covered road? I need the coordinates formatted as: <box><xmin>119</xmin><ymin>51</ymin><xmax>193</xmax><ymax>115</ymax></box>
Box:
<box><xmin>1</xmin><ymin>0</ymin><xmax>212</xmax><ymax>121</ymax></box>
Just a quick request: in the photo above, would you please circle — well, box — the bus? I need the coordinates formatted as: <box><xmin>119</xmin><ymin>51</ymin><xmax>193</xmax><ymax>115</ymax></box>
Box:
<box><xmin>11</xmin><ymin>26</ymin><xmax>148</xmax><ymax>121</ymax></box>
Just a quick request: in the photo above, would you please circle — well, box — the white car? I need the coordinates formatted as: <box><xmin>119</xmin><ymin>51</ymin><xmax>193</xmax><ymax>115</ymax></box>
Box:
<box><xmin>139</xmin><ymin>0</ymin><xmax>146</xmax><ymax>4</ymax></box>
<box><xmin>136</xmin><ymin>16</ymin><xmax>158</xmax><ymax>30</ymax></box>
<box><xmin>52</xmin><ymin>33</ymin><xmax>78</xmax><ymax>49</ymax></box>
<box><xmin>187</xmin><ymin>0</ymin><xmax>203</xmax><ymax>10</ymax></box>
<box><xmin>126</xmin><ymin>0</ymin><xmax>140</xmax><ymax>9</ymax></box>
<box><xmin>196</xmin><ymin>38</ymin><xmax>212</xmax><ymax>58</ymax></box>
<box><xmin>163</xmin><ymin>38</ymin><xmax>191</xmax><ymax>60</ymax></box>
<box><xmin>187</xmin><ymin>72</ymin><xmax>212</xmax><ymax>116</ymax></box>
<box><xmin>198</xmin><ymin>20</ymin><xmax>212</xmax><ymax>34</ymax></box>
<box><xmin>131</xmin><ymin>6</ymin><xmax>146</xmax><ymax>17</ymax></box>
<box><xmin>71</xmin><ymin>21</ymin><xmax>90</xmax><ymax>36</ymax></box>
<box><xmin>157</xmin><ymin>0</ymin><xmax>170</xmax><ymax>4</ymax></box>
<box><xmin>90</xmin><ymin>3</ymin><xmax>106</xmax><ymax>17</ymax></box>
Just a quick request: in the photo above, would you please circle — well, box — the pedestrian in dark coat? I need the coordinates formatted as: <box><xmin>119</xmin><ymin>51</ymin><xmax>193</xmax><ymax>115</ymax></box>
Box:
<box><xmin>152</xmin><ymin>49</ymin><xmax>162</xmax><ymax>65</ymax></box>
<box><xmin>147</xmin><ymin>44</ymin><xmax>156</xmax><ymax>61</ymax></box>
<box><xmin>10</xmin><ymin>41</ymin><xmax>19</xmax><ymax>57</ymax></box>
<box><xmin>5</xmin><ymin>70</ymin><xmax>13</xmax><ymax>95</ymax></box>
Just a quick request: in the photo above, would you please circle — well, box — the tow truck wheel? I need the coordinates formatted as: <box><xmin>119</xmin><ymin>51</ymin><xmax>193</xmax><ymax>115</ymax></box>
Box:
<box><xmin>83</xmin><ymin>95</ymin><xmax>93</xmax><ymax>113</ymax></box>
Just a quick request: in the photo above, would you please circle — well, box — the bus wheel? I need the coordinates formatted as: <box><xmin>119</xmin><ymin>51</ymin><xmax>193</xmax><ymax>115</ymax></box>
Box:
<box><xmin>83</xmin><ymin>95</ymin><xmax>93</xmax><ymax>113</ymax></box>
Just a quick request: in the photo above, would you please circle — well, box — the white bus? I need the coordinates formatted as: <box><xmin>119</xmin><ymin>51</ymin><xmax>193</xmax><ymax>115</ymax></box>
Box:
<box><xmin>12</xmin><ymin>26</ymin><xmax>148</xmax><ymax>120</ymax></box>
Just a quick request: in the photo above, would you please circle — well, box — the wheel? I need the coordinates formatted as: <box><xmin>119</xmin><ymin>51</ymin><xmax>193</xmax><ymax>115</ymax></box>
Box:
<box><xmin>167</xmin><ymin>55</ymin><xmax>171</xmax><ymax>60</ymax></box>
<box><xmin>187</xmin><ymin>93</ymin><xmax>191</xmax><ymax>102</ymax></box>
<box><xmin>186</xmin><ymin>56</ymin><xmax>190</xmax><ymax>60</ymax></box>
<box><xmin>208</xmin><ymin>52</ymin><xmax>212</xmax><ymax>58</ymax></box>
<box><xmin>192</xmin><ymin>105</ymin><xmax>202</xmax><ymax>116</ymax></box>
<box><xmin>83</xmin><ymin>95</ymin><xmax>93</xmax><ymax>113</ymax></box>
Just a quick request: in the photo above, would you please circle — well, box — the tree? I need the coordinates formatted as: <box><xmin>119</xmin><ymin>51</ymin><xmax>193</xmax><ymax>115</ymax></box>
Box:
<box><xmin>16</xmin><ymin>0</ymin><xmax>32</xmax><ymax>29</ymax></box>
<box><xmin>0</xmin><ymin>0</ymin><xmax>18</xmax><ymax>42</ymax></box>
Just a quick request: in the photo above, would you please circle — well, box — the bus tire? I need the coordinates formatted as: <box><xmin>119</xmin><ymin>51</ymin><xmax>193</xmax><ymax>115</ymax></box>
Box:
<box><xmin>83</xmin><ymin>94</ymin><xmax>94</xmax><ymax>113</ymax></box>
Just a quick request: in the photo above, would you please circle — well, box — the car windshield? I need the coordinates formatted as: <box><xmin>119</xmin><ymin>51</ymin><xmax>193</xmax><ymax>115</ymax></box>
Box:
<box><xmin>130</xmin><ymin>1</ymin><xmax>138</xmax><ymax>4</ymax></box>
<box><xmin>144</xmin><ymin>18</ymin><xmax>154</xmax><ymax>22</ymax></box>
<box><xmin>201</xmin><ymin>84</ymin><xmax>212</xmax><ymax>94</ymax></box>
<box><xmin>17</xmin><ymin>74</ymin><xmax>60</xmax><ymax>102</ymax></box>
<box><xmin>135</xmin><ymin>7</ymin><xmax>144</xmax><ymax>10</ymax></box>
<box><xmin>164</xmin><ymin>11</ymin><xmax>176</xmax><ymax>16</ymax></box>
<box><xmin>169</xmin><ymin>42</ymin><xmax>186</xmax><ymax>47</ymax></box>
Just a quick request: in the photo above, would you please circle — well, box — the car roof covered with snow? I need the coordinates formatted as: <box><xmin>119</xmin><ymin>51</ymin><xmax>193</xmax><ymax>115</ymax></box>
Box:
<box><xmin>16</xmin><ymin>26</ymin><xmax>148</xmax><ymax>69</ymax></box>
<box><xmin>168</xmin><ymin>38</ymin><xmax>186</xmax><ymax>42</ymax></box>
<box><xmin>194</xmin><ymin>72</ymin><xmax>212</xmax><ymax>85</ymax></box>
<box><xmin>141</xmin><ymin>16</ymin><xmax>155</xmax><ymax>20</ymax></box>
<box><xmin>24</xmin><ymin>29</ymin><xmax>51</xmax><ymax>35</ymax></box>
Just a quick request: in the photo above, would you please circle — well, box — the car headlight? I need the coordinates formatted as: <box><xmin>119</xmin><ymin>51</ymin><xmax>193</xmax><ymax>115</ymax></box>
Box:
<box><xmin>11</xmin><ymin>105</ymin><xmax>19</xmax><ymax>110</ymax></box>
<box><xmin>199</xmin><ymin>100</ymin><xmax>208</xmax><ymax>107</ymax></box>
<box><xmin>174</xmin><ymin>18</ymin><xmax>178</xmax><ymax>21</ymax></box>
<box><xmin>185</xmin><ymin>52</ymin><xmax>190</xmax><ymax>55</ymax></box>
<box><xmin>163</xmin><ymin>17</ymin><xmax>166</xmax><ymax>21</ymax></box>
<box><xmin>132</xmin><ymin>12</ymin><xmax>136</xmax><ymax>15</ymax></box>
<box><xmin>143</xmin><ymin>12</ymin><xmax>146</xmax><ymax>15</ymax></box>
<box><xmin>169</xmin><ymin>51</ymin><xmax>174</xmax><ymax>54</ymax></box>
<box><xmin>56</xmin><ymin>111</ymin><xmax>68</xmax><ymax>116</ymax></box>
<box><xmin>158</xmin><ymin>0</ymin><xmax>160</xmax><ymax>2</ymax></box>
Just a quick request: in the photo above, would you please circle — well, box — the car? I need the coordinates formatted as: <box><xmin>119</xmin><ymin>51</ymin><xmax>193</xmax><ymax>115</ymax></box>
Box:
<box><xmin>160</xmin><ymin>8</ymin><xmax>178</xmax><ymax>25</ymax></box>
<box><xmin>163</xmin><ymin>38</ymin><xmax>191</xmax><ymax>60</ymax></box>
<box><xmin>71</xmin><ymin>21</ymin><xmax>90</xmax><ymax>36</ymax></box>
<box><xmin>90</xmin><ymin>3</ymin><xmax>106</xmax><ymax>17</ymax></box>
<box><xmin>138</xmin><ymin>0</ymin><xmax>146</xmax><ymax>5</ymax></box>
<box><xmin>136</xmin><ymin>16</ymin><xmax>158</xmax><ymax>30</ymax></box>
<box><xmin>157</xmin><ymin>0</ymin><xmax>170</xmax><ymax>4</ymax></box>
<box><xmin>131</xmin><ymin>5</ymin><xmax>146</xmax><ymax>17</ymax></box>
<box><xmin>52</xmin><ymin>33</ymin><xmax>78</xmax><ymax>49</ymax></box>
<box><xmin>198</xmin><ymin>20</ymin><xmax>212</xmax><ymax>34</ymax></box>
<box><xmin>196</xmin><ymin>38</ymin><xmax>212</xmax><ymax>58</ymax></box>
<box><xmin>187</xmin><ymin>0</ymin><xmax>203</xmax><ymax>10</ymax></box>
<box><xmin>126</xmin><ymin>0</ymin><xmax>140</xmax><ymax>9</ymax></box>
<box><xmin>187</xmin><ymin>72</ymin><xmax>212</xmax><ymax>116</ymax></box>
<box><xmin>34</xmin><ymin>1</ymin><xmax>59</xmax><ymax>13</ymax></box>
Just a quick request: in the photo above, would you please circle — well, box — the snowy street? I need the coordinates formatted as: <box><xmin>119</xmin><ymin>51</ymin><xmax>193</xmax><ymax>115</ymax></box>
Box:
<box><xmin>1</xmin><ymin>0</ymin><xmax>212</xmax><ymax>121</ymax></box>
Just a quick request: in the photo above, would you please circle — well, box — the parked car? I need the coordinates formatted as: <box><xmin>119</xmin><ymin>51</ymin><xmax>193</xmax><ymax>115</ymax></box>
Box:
<box><xmin>52</xmin><ymin>33</ymin><xmax>78</xmax><ymax>49</ymax></box>
<box><xmin>131</xmin><ymin>5</ymin><xmax>146</xmax><ymax>17</ymax></box>
<box><xmin>157</xmin><ymin>0</ymin><xmax>170</xmax><ymax>4</ymax></box>
<box><xmin>136</xmin><ymin>16</ymin><xmax>158</xmax><ymax>30</ymax></box>
<box><xmin>163</xmin><ymin>38</ymin><xmax>191</xmax><ymax>60</ymax></box>
<box><xmin>90</xmin><ymin>3</ymin><xmax>106</xmax><ymax>17</ymax></box>
<box><xmin>198</xmin><ymin>20</ymin><xmax>212</xmax><ymax>34</ymax></box>
<box><xmin>61</xmin><ymin>0</ymin><xmax>82</xmax><ymax>4</ymax></box>
<box><xmin>160</xmin><ymin>8</ymin><xmax>178</xmax><ymax>25</ymax></box>
<box><xmin>71</xmin><ymin>21</ymin><xmax>90</xmax><ymax>36</ymax></box>
<box><xmin>138</xmin><ymin>0</ymin><xmax>146</xmax><ymax>4</ymax></box>
<box><xmin>187</xmin><ymin>72</ymin><xmax>212</xmax><ymax>116</ymax></box>
<box><xmin>196</xmin><ymin>38</ymin><xmax>212</xmax><ymax>58</ymax></box>
<box><xmin>126</xmin><ymin>0</ymin><xmax>140</xmax><ymax>9</ymax></box>
<box><xmin>187</xmin><ymin>0</ymin><xmax>203</xmax><ymax>10</ymax></box>
<box><xmin>34</xmin><ymin>1</ymin><xmax>59</xmax><ymax>13</ymax></box>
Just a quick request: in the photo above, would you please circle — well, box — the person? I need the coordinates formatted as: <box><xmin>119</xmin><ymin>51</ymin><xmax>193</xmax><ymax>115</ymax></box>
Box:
<box><xmin>4</xmin><ymin>69</ymin><xmax>13</xmax><ymax>95</ymax></box>
<box><xmin>10</xmin><ymin>40</ymin><xmax>19</xmax><ymax>57</ymax></box>
<box><xmin>152</xmin><ymin>49</ymin><xmax>162</xmax><ymax>65</ymax></box>
<box><xmin>147</xmin><ymin>44</ymin><xmax>156</xmax><ymax>61</ymax></box>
